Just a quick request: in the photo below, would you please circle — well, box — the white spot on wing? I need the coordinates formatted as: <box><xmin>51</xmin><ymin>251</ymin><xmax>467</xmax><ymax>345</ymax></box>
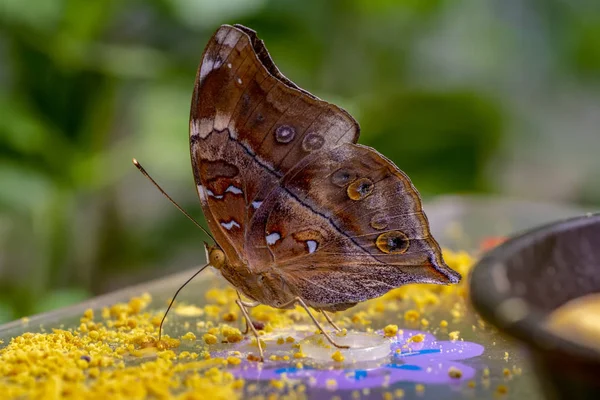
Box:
<box><xmin>306</xmin><ymin>240</ymin><xmax>318</xmax><ymax>254</ymax></box>
<box><xmin>225</xmin><ymin>185</ymin><xmax>243</xmax><ymax>195</ymax></box>
<box><xmin>220</xmin><ymin>220</ymin><xmax>240</xmax><ymax>230</ymax></box>
<box><xmin>266</xmin><ymin>232</ymin><xmax>281</xmax><ymax>245</ymax></box>
<box><xmin>213</xmin><ymin>57</ymin><xmax>223</xmax><ymax>69</ymax></box>
<box><xmin>214</xmin><ymin>111</ymin><xmax>231</xmax><ymax>131</ymax></box>
<box><xmin>223</xmin><ymin>30</ymin><xmax>241</xmax><ymax>48</ymax></box>
<box><xmin>199</xmin><ymin>56</ymin><xmax>215</xmax><ymax>83</ymax></box>
<box><xmin>190</xmin><ymin>119</ymin><xmax>200</xmax><ymax>138</ymax></box>
<box><xmin>197</xmin><ymin>185</ymin><xmax>208</xmax><ymax>202</ymax></box>
<box><xmin>206</xmin><ymin>189</ymin><xmax>223</xmax><ymax>199</ymax></box>
<box><xmin>214</xmin><ymin>29</ymin><xmax>228</xmax><ymax>44</ymax></box>
<box><xmin>237</xmin><ymin>78</ymin><xmax>242</xmax><ymax>85</ymax></box>
<box><xmin>199</xmin><ymin>117</ymin><xmax>213</xmax><ymax>138</ymax></box>
<box><xmin>227</xmin><ymin>63</ymin><xmax>232</xmax><ymax>69</ymax></box>
<box><xmin>251</xmin><ymin>201</ymin><xmax>262</xmax><ymax>209</ymax></box>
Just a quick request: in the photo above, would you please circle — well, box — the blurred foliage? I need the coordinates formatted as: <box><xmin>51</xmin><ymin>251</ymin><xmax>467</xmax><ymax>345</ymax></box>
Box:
<box><xmin>0</xmin><ymin>0</ymin><xmax>598</xmax><ymax>322</ymax></box>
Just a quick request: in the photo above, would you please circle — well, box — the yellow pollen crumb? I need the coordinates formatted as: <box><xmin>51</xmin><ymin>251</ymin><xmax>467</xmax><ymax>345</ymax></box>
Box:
<box><xmin>336</xmin><ymin>328</ymin><xmax>347</xmax><ymax>337</ymax></box>
<box><xmin>326</xmin><ymin>379</ymin><xmax>337</xmax><ymax>389</ymax></box>
<box><xmin>395</xmin><ymin>388</ymin><xmax>405</xmax><ymax>397</ymax></box>
<box><xmin>173</xmin><ymin>304</ymin><xmax>204</xmax><ymax>317</ymax></box>
<box><xmin>181</xmin><ymin>332</ymin><xmax>196</xmax><ymax>341</ymax></box>
<box><xmin>202</xmin><ymin>333</ymin><xmax>218</xmax><ymax>345</ymax></box>
<box><xmin>87</xmin><ymin>367</ymin><xmax>100</xmax><ymax>378</ymax></box>
<box><xmin>448</xmin><ymin>366</ymin><xmax>462</xmax><ymax>378</ymax></box>
<box><xmin>404</xmin><ymin>310</ymin><xmax>420</xmax><ymax>321</ymax></box>
<box><xmin>449</xmin><ymin>331</ymin><xmax>460</xmax><ymax>341</ymax></box>
<box><xmin>420</xmin><ymin>318</ymin><xmax>429</xmax><ymax>327</ymax></box>
<box><xmin>293</xmin><ymin>352</ymin><xmax>306</xmax><ymax>359</ymax></box>
<box><xmin>83</xmin><ymin>309</ymin><xmax>94</xmax><ymax>320</ymax></box>
<box><xmin>88</xmin><ymin>331</ymin><xmax>99</xmax><ymax>340</ymax></box>
<box><xmin>222</xmin><ymin>312</ymin><xmax>237</xmax><ymax>322</ymax></box>
<box><xmin>504</xmin><ymin>351</ymin><xmax>509</xmax><ymax>361</ymax></box>
<box><xmin>496</xmin><ymin>384</ymin><xmax>508</xmax><ymax>394</ymax></box>
<box><xmin>232</xmin><ymin>379</ymin><xmax>244</xmax><ymax>390</ymax></box>
<box><xmin>408</xmin><ymin>334</ymin><xmax>425</xmax><ymax>343</ymax></box>
<box><xmin>415</xmin><ymin>384</ymin><xmax>425</xmax><ymax>393</ymax></box>
<box><xmin>513</xmin><ymin>366</ymin><xmax>522</xmax><ymax>375</ymax></box>
<box><xmin>285</xmin><ymin>336</ymin><xmax>295</xmax><ymax>343</ymax></box>
<box><xmin>250</xmin><ymin>338</ymin><xmax>266</xmax><ymax>348</ymax></box>
<box><xmin>383</xmin><ymin>324</ymin><xmax>398</xmax><ymax>337</ymax></box>
<box><xmin>270</xmin><ymin>379</ymin><xmax>285</xmax><ymax>389</ymax></box>
<box><xmin>295</xmin><ymin>362</ymin><xmax>303</xmax><ymax>369</ymax></box>
<box><xmin>331</xmin><ymin>350</ymin><xmax>344</xmax><ymax>362</ymax></box>
<box><xmin>468</xmin><ymin>380</ymin><xmax>476</xmax><ymax>388</ymax></box>
<box><xmin>227</xmin><ymin>356</ymin><xmax>241</xmax><ymax>365</ymax></box>
<box><xmin>439</xmin><ymin>320</ymin><xmax>448</xmax><ymax>328</ymax></box>
<box><xmin>483</xmin><ymin>367</ymin><xmax>490</xmax><ymax>377</ymax></box>
<box><xmin>503</xmin><ymin>368</ymin><xmax>511</xmax><ymax>377</ymax></box>
<box><xmin>277</xmin><ymin>337</ymin><xmax>285</xmax><ymax>345</ymax></box>
<box><xmin>383</xmin><ymin>392</ymin><xmax>393</xmax><ymax>400</ymax></box>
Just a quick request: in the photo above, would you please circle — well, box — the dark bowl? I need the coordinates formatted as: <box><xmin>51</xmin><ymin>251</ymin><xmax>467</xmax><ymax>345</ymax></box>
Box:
<box><xmin>470</xmin><ymin>213</ymin><xmax>600</xmax><ymax>400</ymax></box>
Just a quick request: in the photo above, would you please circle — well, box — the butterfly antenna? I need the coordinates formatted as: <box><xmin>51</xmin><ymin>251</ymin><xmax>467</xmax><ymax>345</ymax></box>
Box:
<box><xmin>132</xmin><ymin>158</ymin><xmax>216</xmax><ymax>243</ymax></box>
<box><xmin>158</xmin><ymin>263</ymin><xmax>210</xmax><ymax>341</ymax></box>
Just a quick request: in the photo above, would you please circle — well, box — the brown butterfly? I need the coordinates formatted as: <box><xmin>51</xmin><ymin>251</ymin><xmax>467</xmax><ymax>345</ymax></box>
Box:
<box><xmin>182</xmin><ymin>24</ymin><xmax>461</xmax><ymax>360</ymax></box>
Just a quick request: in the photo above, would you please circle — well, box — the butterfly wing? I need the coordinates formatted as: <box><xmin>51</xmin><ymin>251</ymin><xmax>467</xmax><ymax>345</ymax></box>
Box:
<box><xmin>244</xmin><ymin>143</ymin><xmax>461</xmax><ymax>310</ymax></box>
<box><xmin>190</xmin><ymin>24</ymin><xmax>459</xmax><ymax>310</ymax></box>
<box><xmin>190</xmin><ymin>24</ymin><xmax>359</xmax><ymax>267</ymax></box>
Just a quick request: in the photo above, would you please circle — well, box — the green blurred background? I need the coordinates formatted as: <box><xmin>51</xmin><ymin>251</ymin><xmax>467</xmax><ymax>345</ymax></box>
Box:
<box><xmin>0</xmin><ymin>0</ymin><xmax>598</xmax><ymax>322</ymax></box>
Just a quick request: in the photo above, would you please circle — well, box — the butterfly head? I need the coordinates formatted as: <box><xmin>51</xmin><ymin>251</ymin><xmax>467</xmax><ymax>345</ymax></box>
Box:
<box><xmin>204</xmin><ymin>242</ymin><xmax>226</xmax><ymax>269</ymax></box>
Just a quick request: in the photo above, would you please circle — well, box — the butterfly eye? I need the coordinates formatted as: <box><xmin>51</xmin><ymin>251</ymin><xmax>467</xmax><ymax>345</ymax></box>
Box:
<box><xmin>209</xmin><ymin>248</ymin><xmax>226</xmax><ymax>269</ymax></box>
<box><xmin>347</xmin><ymin>178</ymin><xmax>374</xmax><ymax>200</ymax></box>
<box><xmin>376</xmin><ymin>231</ymin><xmax>410</xmax><ymax>254</ymax></box>
<box><xmin>331</xmin><ymin>168</ymin><xmax>356</xmax><ymax>187</ymax></box>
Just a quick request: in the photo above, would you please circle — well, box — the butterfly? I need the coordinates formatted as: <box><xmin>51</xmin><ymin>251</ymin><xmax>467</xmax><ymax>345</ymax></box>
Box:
<box><xmin>189</xmin><ymin>24</ymin><xmax>460</xmax><ymax>360</ymax></box>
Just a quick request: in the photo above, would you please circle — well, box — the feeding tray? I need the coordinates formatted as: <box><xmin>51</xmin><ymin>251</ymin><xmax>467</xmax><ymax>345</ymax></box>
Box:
<box><xmin>0</xmin><ymin>196</ymin><xmax>590</xmax><ymax>399</ymax></box>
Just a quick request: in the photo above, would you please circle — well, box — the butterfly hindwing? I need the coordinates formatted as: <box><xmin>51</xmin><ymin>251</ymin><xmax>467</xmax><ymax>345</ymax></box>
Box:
<box><xmin>243</xmin><ymin>143</ymin><xmax>460</xmax><ymax>309</ymax></box>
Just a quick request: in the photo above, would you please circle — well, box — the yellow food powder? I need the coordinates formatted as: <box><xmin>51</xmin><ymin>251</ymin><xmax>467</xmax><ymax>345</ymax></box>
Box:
<box><xmin>331</xmin><ymin>350</ymin><xmax>344</xmax><ymax>362</ymax></box>
<box><xmin>383</xmin><ymin>324</ymin><xmax>398</xmax><ymax>337</ymax></box>
<box><xmin>0</xmin><ymin>249</ymin><xmax>479</xmax><ymax>399</ymax></box>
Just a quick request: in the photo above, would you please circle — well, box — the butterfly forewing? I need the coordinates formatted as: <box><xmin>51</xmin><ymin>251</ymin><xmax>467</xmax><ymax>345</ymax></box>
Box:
<box><xmin>190</xmin><ymin>24</ymin><xmax>359</xmax><ymax>268</ymax></box>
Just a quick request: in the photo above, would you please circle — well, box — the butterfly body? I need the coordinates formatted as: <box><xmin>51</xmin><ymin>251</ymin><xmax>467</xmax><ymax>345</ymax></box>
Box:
<box><xmin>191</xmin><ymin>24</ymin><xmax>461</xmax><ymax>315</ymax></box>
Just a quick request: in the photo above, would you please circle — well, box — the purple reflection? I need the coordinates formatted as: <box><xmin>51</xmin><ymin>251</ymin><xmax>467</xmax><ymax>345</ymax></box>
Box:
<box><xmin>225</xmin><ymin>328</ymin><xmax>484</xmax><ymax>390</ymax></box>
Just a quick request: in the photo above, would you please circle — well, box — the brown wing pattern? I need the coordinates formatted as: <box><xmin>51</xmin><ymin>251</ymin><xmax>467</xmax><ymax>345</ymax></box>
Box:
<box><xmin>244</xmin><ymin>143</ymin><xmax>461</xmax><ymax>310</ymax></box>
<box><xmin>190</xmin><ymin>24</ymin><xmax>459</xmax><ymax>310</ymax></box>
<box><xmin>190</xmin><ymin>25</ymin><xmax>359</xmax><ymax>267</ymax></box>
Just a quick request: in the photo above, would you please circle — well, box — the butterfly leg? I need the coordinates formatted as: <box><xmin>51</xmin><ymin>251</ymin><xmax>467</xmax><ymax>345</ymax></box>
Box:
<box><xmin>236</xmin><ymin>291</ymin><xmax>259</xmax><ymax>335</ymax></box>
<box><xmin>235</xmin><ymin>298</ymin><xmax>264</xmax><ymax>361</ymax></box>
<box><xmin>321</xmin><ymin>310</ymin><xmax>342</xmax><ymax>332</ymax></box>
<box><xmin>280</xmin><ymin>297</ymin><xmax>350</xmax><ymax>350</ymax></box>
